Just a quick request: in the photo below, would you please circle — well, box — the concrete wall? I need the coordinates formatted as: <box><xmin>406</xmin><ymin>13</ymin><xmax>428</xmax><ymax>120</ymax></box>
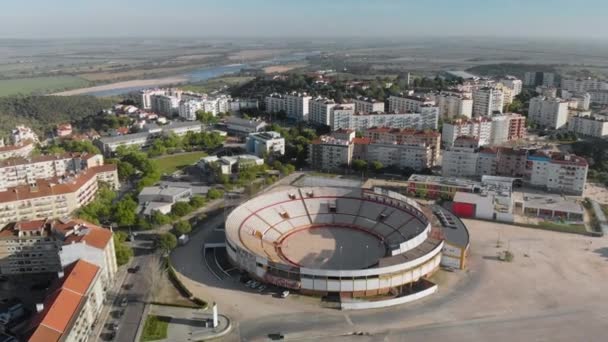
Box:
<box><xmin>339</xmin><ymin>283</ymin><xmax>438</xmax><ymax>310</ymax></box>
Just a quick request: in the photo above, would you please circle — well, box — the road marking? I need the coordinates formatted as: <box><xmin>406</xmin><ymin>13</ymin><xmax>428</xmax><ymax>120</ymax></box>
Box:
<box><xmin>344</xmin><ymin>314</ymin><xmax>354</xmax><ymax>326</ymax></box>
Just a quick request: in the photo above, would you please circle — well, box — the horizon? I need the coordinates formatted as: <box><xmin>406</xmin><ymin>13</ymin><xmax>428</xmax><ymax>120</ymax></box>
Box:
<box><xmin>1</xmin><ymin>0</ymin><xmax>607</xmax><ymax>40</ymax></box>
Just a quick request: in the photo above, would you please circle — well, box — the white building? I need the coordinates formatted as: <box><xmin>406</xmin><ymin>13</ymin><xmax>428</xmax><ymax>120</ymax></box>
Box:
<box><xmin>441</xmin><ymin>117</ymin><xmax>493</xmax><ymax>147</ymax></box>
<box><xmin>330</xmin><ymin>108</ymin><xmax>439</xmax><ymax>131</ymax></box>
<box><xmin>353</xmin><ymin>97</ymin><xmax>385</xmax><ymax>114</ymax></box>
<box><xmin>138</xmin><ymin>185</ymin><xmax>192</xmax><ymax>215</ymax></box>
<box><xmin>561</xmin><ymin>78</ymin><xmax>608</xmax><ymax>92</ymax></box>
<box><xmin>363</xmin><ymin>142</ymin><xmax>434</xmax><ymax>171</ymax></box>
<box><xmin>441</xmin><ymin>138</ymin><xmax>481</xmax><ymax>177</ymax></box>
<box><xmin>388</xmin><ymin>95</ymin><xmax>435</xmax><ymax>113</ymax></box>
<box><xmin>246</xmin><ymin>131</ymin><xmax>285</xmax><ymax>157</ymax></box>
<box><xmin>568</xmin><ymin>115</ymin><xmax>608</xmax><ymax>138</ymax></box>
<box><xmin>309</xmin><ymin>97</ymin><xmax>336</xmax><ymax>126</ymax></box>
<box><xmin>264</xmin><ymin>94</ymin><xmax>287</xmax><ymax>114</ymax></box>
<box><xmin>528</xmin><ymin>96</ymin><xmax>570</xmax><ymax>129</ymax></box>
<box><xmin>308</xmin><ymin>134</ymin><xmax>354</xmax><ymax>171</ymax></box>
<box><xmin>527</xmin><ymin>153</ymin><xmax>588</xmax><ymax>195</ymax></box>
<box><xmin>151</xmin><ymin>94</ymin><xmax>180</xmax><ymax>116</ymax></box>
<box><xmin>472</xmin><ymin>87</ymin><xmax>504</xmax><ymax>117</ymax></box>
<box><xmin>225</xmin><ymin>117</ymin><xmax>267</xmax><ymax>135</ymax></box>
<box><xmin>198</xmin><ymin>155</ymin><xmax>264</xmax><ymax>175</ymax></box>
<box><xmin>285</xmin><ymin>92</ymin><xmax>312</xmax><ymax>121</ymax></box>
<box><xmin>431</xmin><ymin>92</ymin><xmax>473</xmax><ymax>119</ymax></box>
<box><xmin>11</xmin><ymin>125</ymin><xmax>39</xmax><ymax>145</ymax></box>
<box><xmin>0</xmin><ymin>140</ymin><xmax>35</xmax><ymax>160</ymax></box>
<box><xmin>589</xmin><ymin>90</ymin><xmax>608</xmax><ymax>105</ymax></box>
<box><xmin>561</xmin><ymin>90</ymin><xmax>591</xmax><ymax>110</ymax></box>
<box><xmin>178</xmin><ymin>99</ymin><xmax>203</xmax><ymax>121</ymax></box>
<box><xmin>499</xmin><ymin>76</ymin><xmax>523</xmax><ymax>96</ymax></box>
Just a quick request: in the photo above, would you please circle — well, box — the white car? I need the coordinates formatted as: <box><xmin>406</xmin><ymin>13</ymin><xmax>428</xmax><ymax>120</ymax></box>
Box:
<box><xmin>280</xmin><ymin>290</ymin><xmax>290</xmax><ymax>298</ymax></box>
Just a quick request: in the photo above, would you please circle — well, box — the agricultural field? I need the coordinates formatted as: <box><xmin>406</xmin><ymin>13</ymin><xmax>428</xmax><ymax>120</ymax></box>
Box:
<box><xmin>0</xmin><ymin>76</ymin><xmax>90</xmax><ymax>96</ymax></box>
<box><xmin>180</xmin><ymin>76</ymin><xmax>255</xmax><ymax>94</ymax></box>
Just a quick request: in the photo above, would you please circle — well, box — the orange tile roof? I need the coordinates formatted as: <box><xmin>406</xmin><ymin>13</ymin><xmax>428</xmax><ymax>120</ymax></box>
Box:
<box><xmin>0</xmin><ymin>140</ymin><xmax>34</xmax><ymax>153</ymax></box>
<box><xmin>352</xmin><ymin>137</ymin><xmax>372</xmax><ymax>145</ymax></box>
<box><xmin>57</xmin><ymin>219</ymin><xmax>112</xmax><ymax>250</ymax></box>
<box><xmin>0</xmin><ymin>164</ymin><xmax>116</xmax><ymax>203</ymax></box>
<box><xmin>0</xmin><ymin>152</ymin><xmax>98</xmax><ymax>168</ymax></box>
<box><xmin>28</xmin><ymin>259</ymin><xmax>100</xmax><ymax>342</ymax></box>
<box><xmin>16</xmin><ymin>219</ymin><xmax>47</xmax><ymax>231</ymax></box>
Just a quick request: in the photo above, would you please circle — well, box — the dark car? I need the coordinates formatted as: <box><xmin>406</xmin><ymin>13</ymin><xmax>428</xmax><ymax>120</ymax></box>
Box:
<box><xmin>128</xmin><ymin>265</ymin><xmax>140</xmax><ymax>273</ymax></box>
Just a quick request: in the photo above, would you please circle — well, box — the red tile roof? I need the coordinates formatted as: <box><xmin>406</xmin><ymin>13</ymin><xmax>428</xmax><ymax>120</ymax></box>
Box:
<box><xmin>28</xmin><ymin>259</ymin><xmax>100</xmax><ymax>342</ymax></box>
<box><xmin>352</xmin><ymin>137</ymin><xmax>372</xmax><ymax>145</ymax></box>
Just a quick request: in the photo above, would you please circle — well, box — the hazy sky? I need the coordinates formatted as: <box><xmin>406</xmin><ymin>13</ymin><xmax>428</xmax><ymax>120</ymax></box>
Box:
<box><xmin>1</xmin><ymin>0</ymin><xmax>606</xmax><ymax>39</ymax></box>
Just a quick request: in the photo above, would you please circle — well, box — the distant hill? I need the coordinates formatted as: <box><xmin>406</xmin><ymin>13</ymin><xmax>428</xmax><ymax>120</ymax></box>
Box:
<box><xmin>0</xmin><ymin>95</ymin><xmax>115</xmax><ymax>137</ymax></box>
<box><xmin>466</xmin><ymin>63</ymin><xmax>557</xmax><ymax>78</ymax></box>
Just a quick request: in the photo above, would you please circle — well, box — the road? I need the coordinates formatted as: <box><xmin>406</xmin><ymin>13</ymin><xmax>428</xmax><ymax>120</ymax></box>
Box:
<box><xmin>98</xmin><ymin>238</ymin><xmax>159</xmax><ymax>342</ymax></box>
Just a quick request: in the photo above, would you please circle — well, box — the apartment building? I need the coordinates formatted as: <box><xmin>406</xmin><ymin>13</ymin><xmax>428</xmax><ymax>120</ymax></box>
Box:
<box><xmin>285</xmin><ymin>92</ymin><xmax>312</xmax><ymax>121</ymax></box>
<box><xmin>568</xmin><ymin>115</ymin><xmax>608</xmax><ymax>138</ymax></box>
<box><xmin>0</xmin><ymin>153</ymin><xmax>104</xmax><ymax>190</ymax></box>
<box><xmin>442</xmin><ymin>117</ymin><xmax>493</xmax><ymax>147</ymax></box>
<box><xmin>431</xmin><ymin>92</ymin><xmax>473</xmax><ymax>119</ymax></box>
<box><xmin>178</xmin><ymin>96</ymin><xmax>230</xmax><ymax>120</ymax></box>
<box><xmin>246</xmin><ymin>131</ymin><xmax>285</xmax><ymax>157</ymax></box>
<box><xmin>561</xmin><ymin>90</ymin><xmax>591</xmax><ymax>110</ymax></box>
<box><xmin>489</xmin><ymin>113</ymin><xmax>527</xmax><ymax>145</ymax></box>
<box><xmin>0</xmin><ymin>218</ymin><xmax>117</xmax><ymax>283</ymax></box>
<box><xmin>527</xmin><ymin>152</ymin><xmax>588</xmax><ymax>195</ymax></box>
<box><xmin>353</xmin><ymin>97</ymin><xmax>385</xmax><ymax>114</ymax></box>
<box><xmin>151</xmin><ymin>94</ymin><xmax>180</xmax><ymax>116</ymax></box>
<box><xmin>561</xmin><ymin>78</ymin><xmax>608</xmax><ymax>92</ymax></box>
<box><xmin>472</xmin><ymin>87</ymin><xmax>504</xmax><ymax>117</ymax></box>
<box><xmin>499</xmin><ymin>76</ymin><xmax>523</xmax><ymax>96</ymax></box>
<box><xmin>524</xmin><ymin>72</ymin><xmax>555</xmax><ymax>87</ymax></box>
<box><xmin>528</xmin><ymin>96</ymin><xmax>570</xmax><ymax>129</ymax></box>
<box><xmin>309</xmin><ymin>97</ymin><xmax>336</xmax><ymax>126</ymax></box>
<box><xmin>27</xmin><ymin>259</ymin><xmax>106</xmax><ymax>342</ymax></box>
<box><xmin>308</xmin><ymin>134</ymin><xmax>354</xmax><ymax>171</ymax></box>
<box><xmin>363</xmin><ymin>128</ymin><xmax>441</xmax><ymax>166</ymax></box>
<box><xmin>0</xmin><ymin>165</ymin><xmax>118</xmax><ymax>226</ymax></box>
<box><xmin>330</xmin><ymin>108</ymin><xmax>439</xmax><ymax>131</ymax></box>
<box><xmin>441</xmin><ymin>138</ymin><xmax>480</xmax><ymax>177</ymax></box>
<box><xmin>589</xmin><ymin>90</ymin><xmax>608</xmax><ymax>105</ymax></box>
<box><xmin>388</xmin><ymin>95</ymin><xmax>435</xmax><ymax>113</ymax></box>
<box><xmin>0</xmin><ymin>140</ymin><xmax>35</xmax><ymax>161</ymax></box>
<box><xmin>11</xmin><ymin>126</ymin><xmax>39</xmax><ymax>145</ymax></box>
<box><xmin>264</xmin><ymin>94</ymin><xmax>287</xmax><ymax>114</ymax></box>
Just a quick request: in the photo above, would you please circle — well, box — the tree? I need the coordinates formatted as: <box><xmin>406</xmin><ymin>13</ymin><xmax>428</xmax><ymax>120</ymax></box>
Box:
<box><xmin>189</xmin><ymin>195</ymin><xmax>206</xmax><ymax>208</ymax></box>
<box><xmin>171</xmin><ymin>202</ymin><xmax>193</xmax><ymax>217</ymax></box>
<box><xmin>158</xmin><ymin>233</ymin><xmax>178</xmax><ymax>253</ymax></box>
<box><xmin>113</xmin><ymin>196</ymin><xmax>138</xmax><ymax>227</ymax></box>
<box><xmin>114</xmin><ymin>232</ymin><xmax>133</xmax><ymax>266</ymax></box>
<box><xmin>197</xmin><ymin>111</ymin><xmax>219</xmax><ymax>125</ymax></box>
<box><xmin>352</xmin><ymin>159</ymin><xmax>368</xmax><ymax>172</ymax></box>
<box><xmin>173</xmin><ymin>220</ymin><xmax>192</xmax><ymax>236</ymax></box>
<box><xmin>207</xmin><ymin>188</ymin><xmax>224</xmax><ymax>200</ymax></box>
<box><xmin>151</xmin><ymin>211</ymin><xmax>172</xmax><ymax>226</ymax></box>
<box><xmin>370</xmin><ymin>161</ymin><xmax>384</xmax><ymax>173</ymax></box>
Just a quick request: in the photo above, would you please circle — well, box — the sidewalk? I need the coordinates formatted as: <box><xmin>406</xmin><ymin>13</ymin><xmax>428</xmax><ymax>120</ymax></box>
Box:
<box><xmin>91</xmin><ymin>266</ymin><xmax>129</xmax><ymax>340</ymax></box>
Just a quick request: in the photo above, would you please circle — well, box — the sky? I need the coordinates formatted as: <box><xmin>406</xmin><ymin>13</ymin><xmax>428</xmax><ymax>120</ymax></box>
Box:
<box><xmin>0</xmin><ymin>0</ymin><xmax>607</xmax><ymax>39</ymax></box>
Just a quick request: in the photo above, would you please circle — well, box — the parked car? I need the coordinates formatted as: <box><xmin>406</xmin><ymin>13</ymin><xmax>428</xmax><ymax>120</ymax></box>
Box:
<box><xmin>280</xmin><ymin>290</ymin><xmax>290</xmax><ymax>298</ymax></box>
<box><xmin>120</xmin><ymin>297</ymin><xmax>128</xmax><ymax>307</ymax></box>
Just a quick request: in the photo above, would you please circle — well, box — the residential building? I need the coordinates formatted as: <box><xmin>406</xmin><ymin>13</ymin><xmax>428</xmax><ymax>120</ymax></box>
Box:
<box><xmin>524</xmin><ymin>72</ymin><xmax>555</xmax><ymax>87</ymax></box>
<box><xmin>11</xmin><ymin>126</ymin><xmax>39</xmax><ymax>145</ymax></box>
<box><xmin>0</xmin><ymin>140</ymin><xmax>35</xmax><ymax>161</ymax></box>
<box><xmin>198</xmin><ymin>155</ymin><xmax>264</xmax><ymax>175</ymax></box>
<box><xmin>55</xmin><ymin>123</ymin><xmax>73</xmax><ymax>137</ymax></box>
<box><xmin>264</xmin><ymin>94</ymin><xmax>287</xmax><ymax>114</ymax></box>
<box><xmin>489</xmin><ymin>113</ymin><xmax>526</xmax><ymax>145</ymax></box>
<box><xmin>229</xmin><ymin>98</ymin><xmax>259</xmax><ymax>112</ymax></box>
<box><xmin>353</xmin><ymin>97</ymin><xmax>385</xmax><ymax>114</ymax></box>
<box><xmin>308</xmin><ymin>132</ymin><xmax>355</xmax><ymax>171</ymax></box>
<box><xmin>225</xmin><ymin>117</ymin><xmax>267</xmax><ymax>135</ymax></box>
<box><xmin>561</xmin><ymin>78</ymin><xmax>608</xmax><ymax>92</ymax></box>
<box><xmin>26</xmin><ymin>259</ymin><xmax>106</xmax><ymax>342</ymax></box>
<box><xmin>528</xmin><ymin>96</ymin><xmax>570</xmax><ymax>129</ymax></box>
<box><xmin>138</xmin><ymin>185</ymin><xmax>192</xmax><ymax>215</ymax></box>
<box><xmin>431</xmin><ymin>92</ymin><xmax>473</xmax><ymax>119</ymax></box>
<box><xmin>151</xmin><ymin>94</ymin><xmax>180</xmax><ymax>116</ymax></box>
<box><xmin>178</xmin><ymin>99</ymin><xmax>203</xmax><ymax>121</ymax></box>
<box><xmin>141</xmin><ymin>89</ymin><xmax>169</xmax><ymax>109</ymax></box>
<box><xmin>441</xmin><ymin>138</ymin><xmax>480</xmax><ymax>177</ymax></box>
<box><xmin>442</xmin><ymin>117</ymin><xmax>493</xmax><ymax>147</ymax></box>
<box><xmin>527</xmin><ymin>152</ymin><xmax>588</xmax><ymax>195</ymax></box>
<box><xmin>246</xmin><ymin>131</ymin><xmax>285</xmax><ymax>157</ymax></box>
<box><xmin>561</xmin><ymin>90</ymin><xmax>591</xmax><ymax>110</ymax></box>
<box><xmin>330</xmin><ymin>108</ymin><xmax>439</xmax><ymax>131</ymax></box>
<box><xmin>0</xmin><ymin>165</ymin><xmax>118</xmax><ymax>226</ymax></box>
<box><xmin>0</xmin><ymin>152</ymin><xmax>104</xmax><ymax>190</ymax></box>
<box><xmin>589</xmin><ymin>90</ymin><xmax>608</xmax><ymax>105</ymax></box>
<box><xmin>363</xmin><ymin>128</ymin><xmax>441</xmax><ymax>166</ymax></box>
<box><xmin>96</xmin><ymin>132</ymin><xmax>152</xmax><ymax>155</ymax></box>
<box><xmin>568</xmin><ymin>115</ymin><xmax>608</xmax><ymax>138</ymax></box>
<box><xmin>285</xmin><ymin>92</ymin><xmax>312</xmax><ymax>121</ymax></box>
<box><xmin>499</xmin><ymin>76</ymin><xmax>523</xmax><ymax>96</ymax></box>
<box><xmin>388</xmin><ymin>95</ymin><xmax>435</xmax><ymax>113</ymax></box>
<box><xmin>472</xmin><ymin>87</ymin><xmax>504</xmax><ymax>117</ymax></box>
<box><xmin>309</xmin><ymin>97</ymin><xmax>336</xmax><ymax>126</ymax></box>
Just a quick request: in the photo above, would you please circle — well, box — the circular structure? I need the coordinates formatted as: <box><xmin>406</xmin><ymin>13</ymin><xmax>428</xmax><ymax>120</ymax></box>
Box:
<box><xmin>225</xmin><ymin>187</ymin><xmax>443</xmax><ymax>305</ymax></box>
<box><xmin>280</xmin><ymin>226</ymin><xmax>385</xmax><ymax>270</ymax></box>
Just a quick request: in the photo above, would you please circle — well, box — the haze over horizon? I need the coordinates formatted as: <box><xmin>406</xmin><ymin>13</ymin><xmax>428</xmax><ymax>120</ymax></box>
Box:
<box><xmin>1</xmin><ymin>0</ymin><xmax>607</xmax><ymax>40</ymax></box>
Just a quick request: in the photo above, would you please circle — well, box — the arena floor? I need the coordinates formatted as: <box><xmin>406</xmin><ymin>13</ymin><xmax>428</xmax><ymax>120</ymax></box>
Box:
<box><xmin>279</xmin><ymin>226</ymin><xmax>386</xmax><ymax>269</ymax></box>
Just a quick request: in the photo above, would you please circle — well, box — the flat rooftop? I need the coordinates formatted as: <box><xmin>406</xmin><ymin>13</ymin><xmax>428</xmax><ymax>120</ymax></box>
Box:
<box><xmin>519</xmin><ymin>193</ymin><xmax>584</xmax><ymax>214</ymax></box>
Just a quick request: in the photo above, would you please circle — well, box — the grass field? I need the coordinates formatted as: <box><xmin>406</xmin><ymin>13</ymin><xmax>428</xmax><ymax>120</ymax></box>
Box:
<box><xmin>181</xmin><ymin>76</ymin><xmax>254</xmax><ymax>94</ymax></box>
<box><xmin>140</xmin><ymin>315</ymin><xmax>169</xmax><ymax>342</ymax></box>
<box><xmin>0</xmin><ymin>76</ymin><xmax>91</xmax><ymax>96</ymax></box>
<box><xmin>151</xmin><ymin>151</ymin><xmax>208</xmax><ymax>174</ymax></box>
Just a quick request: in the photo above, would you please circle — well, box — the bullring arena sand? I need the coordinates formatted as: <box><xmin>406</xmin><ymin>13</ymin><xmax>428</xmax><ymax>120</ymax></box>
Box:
<box><xmin>280</xmin><ymin>226</ymin><xmax>385</xmax><ymax>269</ymax></box>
